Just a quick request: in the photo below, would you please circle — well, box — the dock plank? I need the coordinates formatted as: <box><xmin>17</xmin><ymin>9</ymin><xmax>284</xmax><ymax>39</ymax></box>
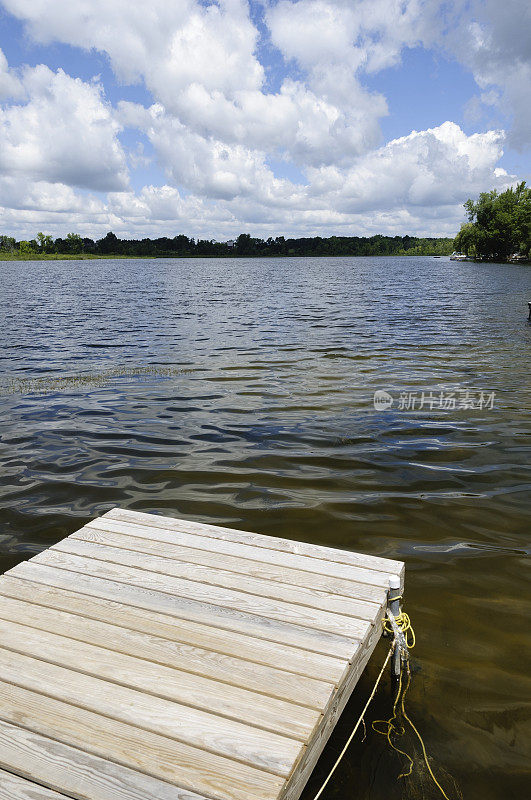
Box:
<box><xmin>57</xmin><ymin>535</ymin><xmax>381</xmax><ymax>620</ymax></box>
<box><xmin>0</xmin><ymin>575</ymin><xmax>346</xmax><ymax>683</ymax></box>
<box><xmin>7</xmin><ymin>561</ymin><xmax>358</xmax><ymax>660</ymax></box>
<box><xmin>0</xmin><ymin>682</ymin><xmax>284</xmax><ymax>800</ymax></box>
<box><xmin>30</xmin><ymin>549</ymin><xmax>373</xmax><ymax>640</ymax></box>
<box><xmin>0</xmin><ymin>719</ymin><xmax>210</xmax><ymax>800</ymax></box>
<box><xmin>72</xmin><ymin>526</ymin><xmax>388</xmax><ymax>603</ymax></box>
<box><xmin>0</xmin><ymin>617</ymin><xmax>321</xmax><ymax>741</ymax></box>
<box><xmin>282</xmin><ymin>619</ymin><xmax>384</xmax><ymax>800</ymax></box>
<box><xmin>0</xmin><ymin>647</ymin><xmax>301</xmax><ymax>777</ymax></box>
<box><xmin>105</xmin><ymin>509</ymin><xmax>404</xmax><ymax>579</ymax></box>
<box><xmin>91</xmin><ymin>515</ymin><xmax>400</xmax><ymax>587</ymax></box>
<box><xmin>0</xmin><ymin>594</ymin><xmax>334</xmax><ymax>708</ymax></box>
<box><xmin>0</xmin><ymin>508</ymin><xmax>404</xmax><ymax>800</ymax></box>
<box><xmin>0</xmin><ymin>770</ymin><xmax>73</xmax><ymax>800</ymax></box>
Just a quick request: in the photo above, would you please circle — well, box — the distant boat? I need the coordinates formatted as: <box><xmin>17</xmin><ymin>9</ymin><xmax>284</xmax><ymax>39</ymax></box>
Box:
<box><xmin>449</xmin><ymin>252</ymin><xmax>473</xmax><ymax>261</ymax></box>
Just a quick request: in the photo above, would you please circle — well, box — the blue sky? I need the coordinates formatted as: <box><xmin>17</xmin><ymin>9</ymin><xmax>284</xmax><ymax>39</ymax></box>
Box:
<box><xmin>0</xmin><ymin>0</ymin><xmax>529</xmax><ymax>240</ymax></box>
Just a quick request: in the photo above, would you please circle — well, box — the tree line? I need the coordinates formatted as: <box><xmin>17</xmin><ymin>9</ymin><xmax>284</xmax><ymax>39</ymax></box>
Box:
<box><xmin>454</xmin><ymin>181</ymin><xmax>530</xmax><ymax>261</ymax></box>
<box><xmin>0</xmin><ymin>231</ymin><xmax>453</xmax><ymax>258</ymax></box>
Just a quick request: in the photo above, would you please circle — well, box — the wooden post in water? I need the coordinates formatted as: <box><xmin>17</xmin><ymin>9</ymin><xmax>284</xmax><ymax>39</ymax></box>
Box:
<box><xmin>528</xmin><ymin>301</ymin><xmax>531</xmax><ymax>321</ymax></box>
<box><xmin>388</xmin><ymin>575</ymin><xmax>402</xmax><ymax>689</ymax></box>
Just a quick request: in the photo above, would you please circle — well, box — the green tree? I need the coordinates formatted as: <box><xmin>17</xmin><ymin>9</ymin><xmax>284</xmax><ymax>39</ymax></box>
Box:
<box><xmin>0</xmin><ymin>235</ymin><xmax>16</xmax><ymax>252</ymax></box>
<box><xmin>64</xmin><ymin>232</ymin><xmax>84</xmax><ymax>254</ymax></box>
<box><xmin>236</xmin><ymin>233</ymin><xmax>257</xmax><ymax>256</ymax></box>
<box><xmin>36</xmin><ymin>232</ymin><xmax>54</xmax><ymax>253</ymax></box>
<box><xmin>456</xmin><ymin>181</ymin><xmax>531</xmax><ymax>260</ymax></box>
<box><xmin>453</xmin><ymin>222</ymin><xmax>477</xmax><ymax>256</ymax></box>
<box><xmin>97</xmin><ymin>231</ymin><xmax>120</xmax><ymax>254</ymax></box>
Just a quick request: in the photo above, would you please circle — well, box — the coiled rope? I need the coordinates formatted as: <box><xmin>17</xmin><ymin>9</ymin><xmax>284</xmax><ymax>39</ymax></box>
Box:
<box><xmin>310</xmin><ymin>605</ymin><xmax>454</xmax><ymax>800</ymax></box>
<box><xmin>381</xmin><ymin>595</ymin><xmax>416</xmax><ymax>650</ymax></box>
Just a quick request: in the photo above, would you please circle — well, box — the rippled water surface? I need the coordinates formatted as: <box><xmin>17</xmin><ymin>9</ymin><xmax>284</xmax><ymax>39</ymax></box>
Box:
<box><xmin>0</xmin><ymin>256</ymin><xmax>530</xmax><ymax>799</ymax></box>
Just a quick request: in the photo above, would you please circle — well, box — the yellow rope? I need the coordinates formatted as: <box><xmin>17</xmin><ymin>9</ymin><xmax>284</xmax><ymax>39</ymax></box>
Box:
<box><xmin>311</xmin><ymin>646</ymin><xmax>393</xmax><ymax>800</ymax></box>
<box><xmin>401</xmin><ymin>670</ymin><xmax>454</xmax><ymax>800</ymax></box>
<box><xmin>372</xmin><ymin>663</ymin><xmax>414</xmax><ymax>779</ymax></box>
<box><xmin>373</xmin><ymin>608</ymin><xmax>453</xmax><ymax>800</ymax></box>
<box><xmin>382</xmin><ymin>610</ymin><xmax>416</xmax><ymax>649</ymax></box>
<box><xmin>310</xmin><ymin>602</ymin><xmax>454</xmax><ymax>800</ymax></box>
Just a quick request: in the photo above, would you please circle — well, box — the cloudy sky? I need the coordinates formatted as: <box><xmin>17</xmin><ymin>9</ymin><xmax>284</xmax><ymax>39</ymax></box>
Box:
<box><xmin>0</xmin><ymin>0</ymin><xmax>529</xmax><ymax>241</ymax></box>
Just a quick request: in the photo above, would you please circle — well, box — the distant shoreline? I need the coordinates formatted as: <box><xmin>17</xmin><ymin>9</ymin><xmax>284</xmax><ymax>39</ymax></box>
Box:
<box><xmin>0</xmin><ymin>253</ymin><xmax>142</xmax><ymax>260</ymax></box>
<box><xmin>0</xmin><ymin>232</ymin><xmax>454</xmax><ymax>259</ymax></box>
<box><xmin>1</xmin><ymin>252</ymin><xmax>454</xmax><ymax>261</ymax></box>
<box><xmin>1</xmin><ymin>253</ymin><xmax>528</xmax><ymax>263</ymax></box>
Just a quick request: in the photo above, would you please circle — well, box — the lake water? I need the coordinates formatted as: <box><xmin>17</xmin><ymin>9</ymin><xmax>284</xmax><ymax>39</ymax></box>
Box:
<box><xmin>0</xmin><ymin>255</ymin><xmax>530</xmax><ymax>799</ymax></box>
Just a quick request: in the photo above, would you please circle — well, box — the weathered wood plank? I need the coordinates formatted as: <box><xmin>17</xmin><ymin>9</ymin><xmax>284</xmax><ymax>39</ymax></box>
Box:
<box><xmin>0</xmin><ymin>594</ymin><xmax>334</xmax><ymax>708</ymax></box>
<box><xmin>29</xmin><ymin>549</ymin><xmax>372</xmax><ymax>641</ymax></box>
<box><xmin>105</xmin><ymin>508</ymin><xmax>404</xmax><ymax>579</ymax></box>
<box><xmin>7</xmin><ymin>561</ymin><xmax>357</xmax><ymax>660</ymax></box>
<box><xmin>0</xmin><ymin>682</ymin><xmax>284</xmax><ymax>800</ymax></box>
<box><xmin>56</xmin><ymin>536</ymin><xmax>380</xmax><ymax>621</ymax></box>
<box><xmin>0</xmin><ymin>769</ymin><xmax>72</xmax><ymax>800</ymax></box>
<box><xmin>92</xmin><ymin>514</ymin><xmax>400</xmax><ymax>588</ymax></box>
<box><xmin>74</xmin><ymin>526</ymin><xmax>388</xmax><ymax>604</ymax></box>
<box><xmin>0</xmin><ymin>575</ymin><xmax>346</xmax><ymax>683</ymax></box>
<box><xmin>0</xmin><ymin>617</ymin><xmax>321</xmax><ymax>741</ymax></box>
<box><xmin>0</xmin><ymin>648</ymin><xmax>301</xmax><ymax>777</ymax></box>
<box><xmin>0</xmin><ymin>719</ymin><xmax>210</xmax><ymax>800</ymax></box>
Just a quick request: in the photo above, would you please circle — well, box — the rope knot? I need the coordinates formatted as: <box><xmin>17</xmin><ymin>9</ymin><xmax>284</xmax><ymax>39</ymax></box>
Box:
<box><xmin>383</xmin><ymin>609</ymin><xmax>416</xmax><ymax>654</ymax></box>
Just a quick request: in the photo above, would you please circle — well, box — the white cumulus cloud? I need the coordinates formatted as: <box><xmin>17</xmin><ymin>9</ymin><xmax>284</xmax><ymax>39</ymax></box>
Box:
<box><xmin>1</xmin><ymin>0</ymin><xmax>389</xmax><ymax>165</ymax></box>
<box><xmin>0</xmin><ymin>53</ymin><xmax>128</xmax><ymax>191</ymax></box>
<box><xmin>327</xmin><ymin>122</ymin><xmax>511</xmax><ymax>213</ymax></box>
<box><xmin>442</xmin><ymin>0</ymin><xmax>531</xmax><ymax>150</ymax></box>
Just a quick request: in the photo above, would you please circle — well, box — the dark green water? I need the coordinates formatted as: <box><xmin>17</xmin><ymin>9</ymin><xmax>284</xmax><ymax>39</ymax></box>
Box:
<box><xmin>0</xmin><ymin>256</ymin><xmax>530</xmax><ymax>799</ymax></box>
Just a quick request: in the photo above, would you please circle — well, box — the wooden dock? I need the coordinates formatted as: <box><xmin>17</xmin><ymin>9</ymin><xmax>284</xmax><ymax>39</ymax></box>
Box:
<box><xmin>0</xmin><ymin>508</ymin><xmax>404</xmax><ymax>800</ymax></box>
